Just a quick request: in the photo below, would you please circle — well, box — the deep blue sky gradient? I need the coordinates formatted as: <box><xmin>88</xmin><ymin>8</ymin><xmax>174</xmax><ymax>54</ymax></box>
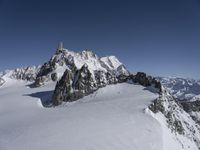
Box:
<box><xmin>0</xmin><ymin>0</ymin><xmax>200</xmax><ymax>78</ymax></box>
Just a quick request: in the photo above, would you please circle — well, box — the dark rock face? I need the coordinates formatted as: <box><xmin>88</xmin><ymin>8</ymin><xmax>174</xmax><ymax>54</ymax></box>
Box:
<box><xmin>37</xmin><ymin>63</ymin><xmax>54</xmax><ymax>77</ymax></box>
<box><xmin>94</xmin><ymin>71</ymin><xmax>107</xmax><ymax>87</ymax></box>
<box><xmin>51</xmin><ymin>73</ymin><xmax>58</xmax><ymax>81</ymax></box>
<box><xmin>52</xmin><ymin>65</ymin><xmax>97</xmax><ymax>106</ymax></box>
<box><xmin>94</xmin><ymin>71</ymin><xmax>118</xmax><ymax>87</ymax></box>
<box><xmin>117</xmin><ymin>74</ymin><xmax>129</xmax><ymax>83</ymax></box>
<box><xmin>73</xmin><ymin>64</ymin><xmax>96</xmax><ymax>93</ymax></box>
<box><xmin>34</xmin><ymin>62</ymin><xmax>56</xmax><ymax>86</ymax></box>
<box><xmin>149</xmin><ymin>96</ymin><xmax>165</xmax><ymax>113</ymax></box>
<box><xmin>153</xmin><ymin>78</ymin><xmax>162</xmax><ymax>92</ymax></box>
<box><xmin>52</xmin><ymin>70</ymin><xmax>162</xmax><ymax>106</ymax></box>
<box><xmin>133</xmin><ymin>72</ymin><xmax>151</xmax><ymax>86</ymax></box>
<box><xmin>52</xmin><ymin>69</ymin><xmax>73</xmax><ymax>106</ymax></box>
<box><xmin>173</xmin><ymin>100</ymin><xmax>200</xmax><ymax>126</ymax></box>
<box><xmin>180</xmin><ymin>100</ymin><xmax>200</xmax><ymax>112</ymax></box>
<box><xmin>130</xmin><ymin>72</ymin><xmax>162</xmax><ymax>92</ymax></box>
<box><xmin>106</xmin><ymin>72</ymin><xmax>118</xmax><ymax>84</ymax></box>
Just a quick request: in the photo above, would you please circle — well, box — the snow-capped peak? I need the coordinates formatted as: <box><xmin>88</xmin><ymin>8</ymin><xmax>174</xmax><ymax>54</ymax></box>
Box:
<box><xmin>100</xmin><ymin>56</ymin><xmax>122</xmax><ymax>70</ymax></box>
<box><xmin>0</xmin><ymin>45</ymin><xmax>129</xmax><ymax>88</ymax></box>
<box><xmin>34</xmin><ymin>46</ymin><xmax>129</xmax><ymax>86</ymax></box>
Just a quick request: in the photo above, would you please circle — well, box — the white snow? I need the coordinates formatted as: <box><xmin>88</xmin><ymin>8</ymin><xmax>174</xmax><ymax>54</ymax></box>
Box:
<box><xmin>100</xmin><ymin>56</ymin><xmax>122</xmax><ymax>70</ymax></box>
<box><xmin>61</xmin><ymin>49</ymin><xmax>108</xmax><ymax>72</ymax></box>
<box><xmin>0</xmin><ymin>80</ymin><xmax>165</xmax><ymax>150</ymax></box>
<box><xmin>58</xmin><ymin>49</ymin><xmax>125</xmax><ymax>74</ymax></box>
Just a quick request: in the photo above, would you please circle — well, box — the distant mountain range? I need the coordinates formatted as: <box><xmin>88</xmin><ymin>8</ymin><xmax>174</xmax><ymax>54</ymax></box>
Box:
<box><xmin>157</xmin><ymin>77</ymin><xmax>200</xmax><ymax>101</ymax></box>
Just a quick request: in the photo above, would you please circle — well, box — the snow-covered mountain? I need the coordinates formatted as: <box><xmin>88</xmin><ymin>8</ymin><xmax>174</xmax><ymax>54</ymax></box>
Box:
<box><xmin>0</xmin><ymin>46</ymin><xmax>128</xmax><ymax>88</ymax></box>
<box><xmin>0</xmin><ymin>66</ymin><xmax>40</xmax><ymax>85</ymax></box>
<box><xmin>34</xmin><ymin>47</ymin><xmax>129</xmax><ymax>87</ymax></box>
<box><xmin>158</xmin><ymin>77</ymin><xmax>200</xmax><ymax>101</ymax></box>
<box><xmin>1</xmin><ymin>44</ymin><xmax>200</xmax><ymax>150</ymax></box>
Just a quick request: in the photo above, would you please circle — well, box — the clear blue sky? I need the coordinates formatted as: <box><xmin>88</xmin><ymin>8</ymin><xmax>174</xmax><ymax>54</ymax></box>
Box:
<box><xmin>0</xmin><ymin>0</ymin><xmax>200</xmax><ymax>79</ymax></box>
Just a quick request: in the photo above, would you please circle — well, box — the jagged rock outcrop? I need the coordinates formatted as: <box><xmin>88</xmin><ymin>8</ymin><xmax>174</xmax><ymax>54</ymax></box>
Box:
<box><xmin>133</xmin><ymin>72</ymin><xmax>151</xmax><ymax>86</ymax></box>
<box><xmin>95</xmin><ymin>70</ymin><xmax>118</xmax><ymax>86</ymax></box>
<box><xmin>73</xmin><ymin>64</ymin><xmax>97</xmax><ymax>92</ymax></box>
<box><xmin>130</xmin><ymin>72</ymin><xmax>162</xmax><ymax>92</ymax></box>
<box><xmin>149</xmin><ymin>91</ymin><xmax>185</xmax><ymax>134</ymax></box>
<box><xmin>180</xmin><ymin>100</ymin><xmax>200</xmax><ymax>127</ymax></box>
<box><xmin>180</xmin><ymin>100</ymin><xmax>200</xmax><ymax>112</ymax></box>
<box><xmin>51</xmin><ymin>73</ymin><xmax>58</xmax><ymax>81</ymax></box>
<box><xmin>34</xmin><ymin>59</ymin><xmax>59</xmax><ymax>86</ymax></box>
<box><xmin>52</xmin><ymin>64</ymin><xmax>98</xmax><ymax>105</ymax></box>
<box><xmin>52</xmin><ymin>69</ymin><xmax>73</xmax><ymax>106</ymax></box>
<box><xmin>52</xmin><ymin>70</ymin><xmax>162</xmax><ymax>106</ymax></box>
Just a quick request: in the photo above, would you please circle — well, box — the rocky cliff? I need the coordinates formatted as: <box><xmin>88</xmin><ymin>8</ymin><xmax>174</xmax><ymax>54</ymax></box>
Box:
<box><xmin>52</xmin><ymin>69</ymin><xmax>162</xmax><ymax>106</ymax></box>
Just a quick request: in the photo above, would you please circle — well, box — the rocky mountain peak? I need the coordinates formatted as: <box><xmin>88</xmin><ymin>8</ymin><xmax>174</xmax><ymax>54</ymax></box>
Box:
<box><xmin>33</xmin><ymin>45</ymin><xmax>130</xmax><ymax>87</ymax></box>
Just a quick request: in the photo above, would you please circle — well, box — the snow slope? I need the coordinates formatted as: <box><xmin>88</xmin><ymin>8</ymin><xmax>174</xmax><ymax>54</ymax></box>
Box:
<box><xmin>0</xmin><ymin>80</ymin><xmax>164</xmax><ymax>150</ymax></box>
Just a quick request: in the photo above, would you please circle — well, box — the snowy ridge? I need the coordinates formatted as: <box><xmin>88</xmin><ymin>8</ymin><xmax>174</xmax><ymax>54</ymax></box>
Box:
<box><xmin>100</xmin><ymin>56</ymin><xmax>122</xmax><ymax>70</ymax></box>
<box><xmin>148</xmin><ymin>88</ymin><xmax>200</xmax><ymax>150</ymax></box>
<box><xmin>61</xmin><ymin>49</ymin><xmax>123</xmax><ymax>72</ymax></box>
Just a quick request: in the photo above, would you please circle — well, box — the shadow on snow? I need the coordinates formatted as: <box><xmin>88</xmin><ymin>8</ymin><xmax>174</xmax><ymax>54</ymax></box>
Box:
<box><xmin>24</xmin><ymin>90</ymin><xmax>54</xmax><ymax>107</ymax></box>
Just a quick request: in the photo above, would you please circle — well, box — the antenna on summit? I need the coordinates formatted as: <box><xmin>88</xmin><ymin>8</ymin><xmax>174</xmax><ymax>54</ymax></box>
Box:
<box><xmin>58</xmin><ymin>41</ymin><xmax>64</xmax><ymax>51</ymax></box>
<box><xmin>56</xmin><ymin>41</ymin><xmax>64</xmax><ymax>54</ymax></box>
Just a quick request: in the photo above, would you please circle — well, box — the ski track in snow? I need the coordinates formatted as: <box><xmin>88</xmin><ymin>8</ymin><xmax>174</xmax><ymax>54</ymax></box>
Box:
<box><xmin>0</xmin><ymin>81</ymin><xmax>163</xmax><ymax>150</ymax></box>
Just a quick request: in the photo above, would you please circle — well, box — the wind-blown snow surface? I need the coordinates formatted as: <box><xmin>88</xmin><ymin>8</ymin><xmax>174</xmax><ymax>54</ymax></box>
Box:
<box><xmin>0</xmin><ymin>80</ymin><xmax>164</xmax><ymax>150</ymax></box>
